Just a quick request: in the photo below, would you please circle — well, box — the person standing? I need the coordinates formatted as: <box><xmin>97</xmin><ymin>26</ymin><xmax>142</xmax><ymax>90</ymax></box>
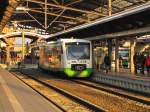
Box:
<box><xmin>133</xmin><ymin>53</ymin><xmax>138</xmax><ymax>74</ymax></box>
<box><xmin>146</xmin><ymin>54</ymin><xmax>150</xmax><ymax>76</ymax></box>
<box><xmin>104</xmin><ymin>54</ymin><xmax>111</xmax><ymax>73</ymax></box>
<box><xmin>140</xmin><ymin>53</ymin><xmax>146</xmax><ymax>75</ymax></box>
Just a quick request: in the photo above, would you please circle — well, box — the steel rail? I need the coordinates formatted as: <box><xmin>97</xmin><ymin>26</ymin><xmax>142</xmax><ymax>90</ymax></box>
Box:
<box><xmin>11</xmin><ymin>72</ymin><xmax>66</xmax><ymax>112</ymax></box>
<box><xmin>16</xmin><ymin>71</ymin><xmax>107</xmax><ymax>112</ymax></box>
<box><xmin>72</xmin><ymin>80</ymin><xmax>150</xmax><ymax>105</ymax></box>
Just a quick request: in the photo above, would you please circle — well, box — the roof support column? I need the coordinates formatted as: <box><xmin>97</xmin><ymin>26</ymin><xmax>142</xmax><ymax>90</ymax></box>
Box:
<box><xmin>130</xmin><ymin>39</ymin><xmax>136</xmax><ymax>74</ymax></box>
<box><xmin>22</xmin><ymin>31</ymin><xmax>25</xmax><ymax>64</ymax></box>
<box><xmin>45</xmin><ymin>0</ymin><xmax>48</xmax><ymax>29</ymax></box>
<box><xmin>108</xmin><ymin>39</ymin><xmax>112</xmax><ymax>71</ymax></box>
<box><xmin>108</xmin><ymin>0</ymin><xmax>112</xmax><ymax>16</ymax></box>
<box><xmin>115</xmin><ymin>39</ymin><xmax>119</xmax><ymax>72</ymax></box>
<box><xmin>6</xmin><ymin>45</ymin><xmax>10</xmax><ymax>66</ymax></box>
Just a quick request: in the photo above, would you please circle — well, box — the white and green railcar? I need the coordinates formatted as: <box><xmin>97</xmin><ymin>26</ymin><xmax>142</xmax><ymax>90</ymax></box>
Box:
<box><xmin>39</xmin><ymin>39</ymin><xmax>92</xmax><ymax>78</ymax></box>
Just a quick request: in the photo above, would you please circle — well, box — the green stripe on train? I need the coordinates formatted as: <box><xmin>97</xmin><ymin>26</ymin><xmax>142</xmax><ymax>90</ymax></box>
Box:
<box><xmin>64</xmin><ymin>68</ymin><xmax>92</xmax><ymax>77</ymax></box>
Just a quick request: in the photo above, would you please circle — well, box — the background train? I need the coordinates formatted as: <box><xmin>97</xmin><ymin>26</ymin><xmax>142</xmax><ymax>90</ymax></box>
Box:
<box><xmin>38</xmin><ymin>39</ymin><xmax>92</xmax><ymax>77</ymax></box>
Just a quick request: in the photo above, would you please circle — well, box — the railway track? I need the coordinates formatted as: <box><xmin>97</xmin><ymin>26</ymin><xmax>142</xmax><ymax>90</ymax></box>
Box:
<box><xmin>71</xmin><ymin>79</ymin><xmax>150</xmax><ymax>105</ymax></box>
<box><xmin>14</xmin><ymin>69</ymin><xmax>150</xmax><ymax>112</ymax></box>
<box><xmin>11</xmin><ymin>72</ymin><xmax>66</xmax><ymax>112</ymax></box>
<box><xmin>11</xmin><ymin>71</ymin><xmax>107</xmax><ymax>112</ymax></box>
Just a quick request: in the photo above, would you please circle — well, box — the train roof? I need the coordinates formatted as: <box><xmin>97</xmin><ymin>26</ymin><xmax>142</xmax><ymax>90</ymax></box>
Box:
<box><xmin>46</xmin><ymin>39</ymin><xmax>91</xmax><ymax>46</ymax></box>
<box><xmin>58</xmin><ymin>38</ymin><xmax>91</xmax><ymax>43</ymax></box>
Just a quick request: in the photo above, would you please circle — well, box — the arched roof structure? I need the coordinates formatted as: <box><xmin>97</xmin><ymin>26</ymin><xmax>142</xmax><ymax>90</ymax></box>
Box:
<box><xmin>0</xmin><ymin>0</ymin><xmax>19</xmax><ymax>32</ymax></box>
<box><xmin>0</xmin><ymin>32</ymin><xmax>48</xmax><ymax>44</ymax></box>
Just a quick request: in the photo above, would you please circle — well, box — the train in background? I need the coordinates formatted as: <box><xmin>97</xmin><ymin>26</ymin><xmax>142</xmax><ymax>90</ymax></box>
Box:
<box><xmin>38</xmin><ymin>39</ymin><xmax>92</xmax><ymax>78</ymax></box>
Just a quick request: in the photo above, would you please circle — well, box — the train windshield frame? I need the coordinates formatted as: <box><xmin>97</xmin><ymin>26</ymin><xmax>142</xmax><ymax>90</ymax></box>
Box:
<box><xmin>65</xmin><ymin>42</ymin><xmax>90</xmax><ymax>60</ymax></box>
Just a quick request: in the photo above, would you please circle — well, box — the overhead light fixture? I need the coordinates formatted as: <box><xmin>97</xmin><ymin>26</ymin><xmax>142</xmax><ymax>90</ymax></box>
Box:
<box><xmin>16</xmin><ymin>6</ymin><xmax>29</xmax><ymax>11</ymax></box>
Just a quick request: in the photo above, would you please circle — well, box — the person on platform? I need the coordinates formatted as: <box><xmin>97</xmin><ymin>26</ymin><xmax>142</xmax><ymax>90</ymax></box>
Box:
<box><xmin>146</xmin><ymin>54</ymin><xmax>150</xmax><ymax>76</ymax></box>
<box><xmin>104</xmin><ymin>54</ymin><xmax>111</xmax><ymax>73</ymax></box>
<box><xmin>140</xmin><ymin>53</ymin><xmax>146</xmax><ymax>75</ymax></box>
<box><xmin>133</xmin><ymin>53</ymin><xmax>138</xmax><ymax>74</ymax></box>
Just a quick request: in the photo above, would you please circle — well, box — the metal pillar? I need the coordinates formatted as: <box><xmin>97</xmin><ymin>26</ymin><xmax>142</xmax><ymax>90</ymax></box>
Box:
<box><xmin>45</xmin><ymin>0</ymin><xmax>48</xmax><ymax>29</ymax></box>
<box><xmin>25</xmin><ymin>42</ymin><xmax>29</xmax><ymax>55</ymax></box>
<box><xmin>115</xmin><ymin>39</ymin><xmax>119</xmax><ymax>72</ymax></box>
<box><xmin>22</xmin><ymin>31</ymin><xmax>25</xmax><ymax>63</ymax></box>
<box><xmin>92</xmin><ymin>41</ymin><xmax>95</xmax><ymax>70</ymax></box>
<box><xmin>108</xmin><ymin>39</ymin><xmax>112</xmax><ymax>70</ymax></box>
<box><xmin>108</xmin><ymin>0</ymin><xmax>112</xmax><ymax>16</ymax></box>
<box><xmin>6</xmin><ymin>45</ymin><xmax>10</xmax><ymax>66</ymax></box>
<box><xmin>130</xmin><ymin>40</ymin><xmax>136</xmax><ymax>74</ymax></box>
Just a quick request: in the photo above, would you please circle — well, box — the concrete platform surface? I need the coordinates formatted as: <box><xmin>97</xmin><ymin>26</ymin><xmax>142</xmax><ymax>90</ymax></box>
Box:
<box><xmin>95</xmin><ymin>69</ymin><xmax>150</xmax><ymax>82</ymax></box>
<box><xmin>0</xmin><ymin>68</ymin><xmax>62</xmax><ymax>112</ymax></box>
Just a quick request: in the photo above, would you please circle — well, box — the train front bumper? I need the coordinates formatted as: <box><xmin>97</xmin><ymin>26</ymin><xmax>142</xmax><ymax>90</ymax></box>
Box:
<box><xmin>64</xmin><ymin>68</ymin><xmax>92</xmax><ymax>77</ymax></box>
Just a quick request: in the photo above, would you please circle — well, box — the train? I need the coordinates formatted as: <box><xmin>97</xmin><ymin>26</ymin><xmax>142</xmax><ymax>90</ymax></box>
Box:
<box><xmin>38</xmin><ymin>39</ymin><xmax>92</xmax><ymax>77</ymax></box>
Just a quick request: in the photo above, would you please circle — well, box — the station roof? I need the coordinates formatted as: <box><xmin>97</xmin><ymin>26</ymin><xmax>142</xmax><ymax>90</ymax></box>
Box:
<box><xmin>0</xmin><ymin>0</ymin><xmax>9</xmax><ymax>22</ymax></box>
<box><xmin>0</xmin><ymin>0</ymin><xmax>8</xmax><ymax>21</ymax></box>
<box><xmin>10</xmin><ymin>0</ymin><xmax>149</xmax><ymax>37</ymax></box>
<box><xmin>0</xmin><ymin>0</ymin><xmax>19</xmax><ymax>33</ymax></box>
<box><xmin>46</xmin><ymin>3</ymin><xmax>150</xmax><ymax>41</ymax></box>
<box><xmin>0</xmin><ymin>0</ymin><xmax>9</xmax><ymax>32</ymax></box>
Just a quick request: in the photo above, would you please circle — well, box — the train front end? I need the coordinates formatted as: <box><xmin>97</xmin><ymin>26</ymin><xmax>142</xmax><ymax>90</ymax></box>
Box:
<box><xmin>63</xmin><ymin>40</ymin><xmax>92</xmax><ymax>78</ymax></box>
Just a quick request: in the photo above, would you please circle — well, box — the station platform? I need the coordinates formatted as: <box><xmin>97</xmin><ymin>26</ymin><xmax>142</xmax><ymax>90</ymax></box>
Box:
<box><xmin>13</xmin><ymin>63</ymin><xmax>150</xmax><ymax>94</ymax></box>
<box><xmin>2</xmin><ymin>63</ymin><xmax>150</xmax><ymax>94</ymax></box>
<box><xmin>93</xmin><ymin>70</ymin><xmax>150</xmax><ymax>94</ymax></box>
<box><xmin>0</xmin><ymin>68</ymin><xmax>61</xmax><ymax>112</ymax></box>
<box><xmin>96</xmin><ymin>68</ymin><xmax>150</xmax><ymax>81</ymax></box>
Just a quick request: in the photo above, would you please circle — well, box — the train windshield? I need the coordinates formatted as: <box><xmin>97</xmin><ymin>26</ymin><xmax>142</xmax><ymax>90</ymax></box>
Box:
<box><xmin>66</xmin><ymin>42</ymin><xmax>90</xmax><ymax>60</ymax></box>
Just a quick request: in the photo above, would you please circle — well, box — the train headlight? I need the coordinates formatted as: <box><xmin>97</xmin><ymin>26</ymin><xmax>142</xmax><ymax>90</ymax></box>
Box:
<box><xmin>80</xmin><ymin>70</ymin><xmax>89</xmax><ymax>77</ymax></box>
<box><xmin>64</xmin><ymin>68</ymin><xmax>76</xmax><ymax>77</ymax></box>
